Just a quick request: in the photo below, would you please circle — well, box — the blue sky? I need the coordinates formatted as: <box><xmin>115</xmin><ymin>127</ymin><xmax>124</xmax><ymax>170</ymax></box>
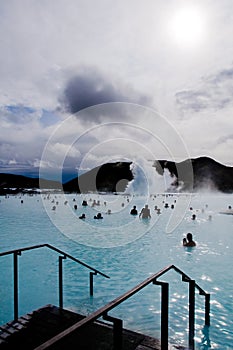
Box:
<box><xmin>0</xmin><ymin>0</ymin><xmax>233</xmax><ymax>179</ymax></box>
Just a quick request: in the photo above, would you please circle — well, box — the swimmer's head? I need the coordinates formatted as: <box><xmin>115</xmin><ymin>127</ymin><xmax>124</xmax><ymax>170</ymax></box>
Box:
<box><xmin>187</xmin><ymin>233</ymin><xmax>193</xmax><ymax>241</ymax></box>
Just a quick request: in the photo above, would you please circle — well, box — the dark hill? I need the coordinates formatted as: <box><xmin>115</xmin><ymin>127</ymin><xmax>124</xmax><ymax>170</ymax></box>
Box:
<box><xmin>1</xmin><ymin>157</ymin><xmax>232</xmax><ymax>194</ymax></box>
<box><xmin>154</xmin><ymin>157</ymin><xmax>233</xmax><ymax>192</ymax></box>
<box><xmin>63</xmin><ymin>162</ymin><xmax>133</xmax><ymax>193</ymax></box>
<box><xmin>0</xmin><ymin>173</ymin><xmax>61</xmax><ymax>194</ymax></box>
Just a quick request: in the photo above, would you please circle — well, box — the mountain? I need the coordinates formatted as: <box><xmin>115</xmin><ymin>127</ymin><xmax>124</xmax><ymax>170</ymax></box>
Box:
<box><xmin>63</xmin><ymin>162</ymin><xmax>133</xmax><ymax>193</ymax></box>
<box><xmin>0</xmin><ymin>173</ymin><xmax>61</xmax><ymax>194</ymax></box>
<box><xmin>1</xmin><ymin>157</ymin><xmax>232</xmax><ymax>194</ymax></box>
<box><xmin>154</xmin><ymin>157</ymin><xmax>233</xmax><ymax>193</ymax></box>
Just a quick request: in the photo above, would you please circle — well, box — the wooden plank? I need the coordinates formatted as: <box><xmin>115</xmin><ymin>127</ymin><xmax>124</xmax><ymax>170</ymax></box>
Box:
<box><xmin>141</xmin><ymin>335</ymin><xmax>161</xmax><ymax>348</ymax></box>
<box><xmin>0</xmin><ymin>305</ymin><xmax>164</xmax><ymax>349</ymax></box>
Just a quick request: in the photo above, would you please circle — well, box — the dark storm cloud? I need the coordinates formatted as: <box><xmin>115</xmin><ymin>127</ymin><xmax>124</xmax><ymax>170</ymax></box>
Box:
<box><xmin>59</xmin><ymin>68</ymin><xmax>152</xmax><ymax>120</ymax></box>
<box><xmin>175</xmin><ymin>66</ymin><xmax>233</xmax><ymax>113</ymax></box>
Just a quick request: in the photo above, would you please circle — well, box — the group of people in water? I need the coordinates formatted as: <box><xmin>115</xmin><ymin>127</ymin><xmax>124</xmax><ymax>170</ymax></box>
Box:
<box><xmin>130</xmin><ymin>204</ymin><xmax>151</xmax><ymax>219</ymax></box>
<box><xmin>130</xmin><ymin>204</ymin><xmax>196</xmax><ymax>247</ymax></box>
<box><xmin>78</xmin><ymin>212</ymin><xmax>103</xmax><ymax>219</ymax></box>
<box><xmin>77</xmin><ymin>203</ymin><xmax>152</xmax><ymax>221</ymax></box>
<box><xmin>50</xmin><ymin>195</ymin><xmax>198</xmax><ymax>247</ymax></box>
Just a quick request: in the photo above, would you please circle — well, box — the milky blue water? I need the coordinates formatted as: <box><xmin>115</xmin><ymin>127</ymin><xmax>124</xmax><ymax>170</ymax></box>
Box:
<box><xmin>0</xmin><ymin>192</ymin><xmax>233</xmax><ymax>349</ymax></box>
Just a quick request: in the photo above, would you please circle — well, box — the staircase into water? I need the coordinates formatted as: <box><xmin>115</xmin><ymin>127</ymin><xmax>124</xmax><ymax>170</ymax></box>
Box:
<box><xmin>0</xmin><ymin>245</ymin><xmax>210</xmax><ymax>350</ymax></box>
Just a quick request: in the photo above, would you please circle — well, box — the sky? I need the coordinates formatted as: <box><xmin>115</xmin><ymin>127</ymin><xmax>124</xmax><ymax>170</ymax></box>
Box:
<box><xmin>0</xmin><ymin>0</ymin><xmax>233</xmax><ymax>180</ymax></box>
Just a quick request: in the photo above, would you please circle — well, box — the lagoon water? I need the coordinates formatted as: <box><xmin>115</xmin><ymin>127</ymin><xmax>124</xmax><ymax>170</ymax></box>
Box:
<box><xmin>0</xmin><ymin>191</ymin><xmax>233</xmax><ymax>349</ymax></box>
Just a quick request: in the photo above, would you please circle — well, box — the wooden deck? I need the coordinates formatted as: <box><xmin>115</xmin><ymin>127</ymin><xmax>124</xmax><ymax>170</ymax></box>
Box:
<box><xmin>0</xmin><ymin>304</ymin><xmax>164</xmax><ymax>349</ymax></box>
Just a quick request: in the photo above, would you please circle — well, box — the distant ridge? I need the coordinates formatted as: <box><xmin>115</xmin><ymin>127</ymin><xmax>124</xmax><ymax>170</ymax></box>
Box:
<box><xmin>0</xmin><ymin>173</ymin><xmax>61</xmax><ymax>195</ymax></box>
<box><xmin>0</xmin><ymin>157</ymin><xmax>232</xmax><ymax>194</ymax></box>
<box><xmin>0</xmin><ymin>162</ymin><xmax>133</xmax><ymax>194</ymax></box>
<box><xmin>154</xmin><ymin>157</ymin><xmax>233</xmax><ymax>193</ymax></box>
<box><xmin>63</xmin><ymin>162</ymin><xmax>133</xmax><ymax>193</ymax></box>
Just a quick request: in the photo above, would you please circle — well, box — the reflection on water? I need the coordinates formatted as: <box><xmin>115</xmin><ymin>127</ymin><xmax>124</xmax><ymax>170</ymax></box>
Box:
<box><xmin>199</xmin><ymin>325</ymin><xmax>211</xmax><ymax>350</ymax></box>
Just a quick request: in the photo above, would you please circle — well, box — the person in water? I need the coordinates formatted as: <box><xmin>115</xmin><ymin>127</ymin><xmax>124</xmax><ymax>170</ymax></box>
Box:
<box><xmin>139</xmin><ymin>204</ymin><xmax>151</xmax><ymax>219</ymax></box>
<box><xmin>79</xmin><ymin>213</ymin><xmax>86</xmax><ymax>219</ymax></box>
<box><xmin>183</xmin><ymin>233</ymin><xmax>196</xmax><ymax>247</ymax></box>
<box><xmin>130</xmin><ymin>205</ymin><xmax>138</xmax><ymax>215</ymax></box>
<box><xmin>94</xmin><ymin>212</ymin><xmax>103</xmax><ymax>219</ymax></box>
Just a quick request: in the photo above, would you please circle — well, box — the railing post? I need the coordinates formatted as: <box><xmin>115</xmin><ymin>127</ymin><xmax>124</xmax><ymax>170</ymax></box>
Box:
<box><xmin>153</xmin><ymin>281</ymin><xmax>169</xmax><ymax>350</ymax></box>
<box><xmin>205</xmin><ymin>293</ymin><xmax>210</xmax><ymax>326</ymax></box>
<box><xmin>103</xmin><ymin>313</ymin><xmax>123</xmax><ymax>350</ymax></box>
<box><xmin>89</xmin><ymin>271</ymin><xmax>97</xmax><ymax>296</ymax></box>
<box><xmin>188</xmin><ymin>280</ymin><xmax>195</xmax><ymax>349</ymax></box>
<box><xmin>13</xmin><ymin>251</ymin><xmax>21</xmax><ymax>321</ymax></box>
<box><xmin>182</xmin><ymin>276</ymin><xmax>196</xmax><ymax>349</ymax></box>
<box><xmin>58</xmin><ymin>255</ymin><xmax>66</xmax><ymax>309</ymax></box>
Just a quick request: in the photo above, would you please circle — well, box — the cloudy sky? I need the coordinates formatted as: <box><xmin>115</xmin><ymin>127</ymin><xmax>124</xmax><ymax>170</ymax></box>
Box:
<box><xmin>0</xmin><ymin>0</ymin><xmax>233</xmax><ymax>180</ymax></box>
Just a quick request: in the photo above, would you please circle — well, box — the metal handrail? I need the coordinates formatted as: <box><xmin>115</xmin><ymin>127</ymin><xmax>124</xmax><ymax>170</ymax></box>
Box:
<box><xmin>0</xmin><ymin>244</ymin><xmax>110</xmax><ymax>321</ymax></box>
<box><xmin>35</xmin><ymin>264</ymin><xmax>210</xmax><ymax>350</ymax></box>
<box><xmin>0</xmin><ymin>244</ymin><xmax>109</xmax><ymax>278</ymax></box>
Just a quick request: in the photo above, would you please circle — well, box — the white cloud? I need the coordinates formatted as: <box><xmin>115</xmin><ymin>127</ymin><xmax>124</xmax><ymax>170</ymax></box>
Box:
<box><xmin>8</xmin><ymin>159</ymin><xmax>17</xmax><ymax>165</ymax></box>
<box><xmin>48</xmin><ymin>142</ymin><xmax>81</xmax><ymax>159</ymax></box>
<box><xmin>0</xmin><ymin>0</ymin><xmax>231</xmax><ymax>109</ymax></box>
<box><xmin>175</xmin><ymin>65</ymin><xmax>233</xmax><ymax>113</ymax></box>
<box><xmin>1</xmin><ymin>0</ymin><xmax>233</xmax><ymax>174</ymax></box>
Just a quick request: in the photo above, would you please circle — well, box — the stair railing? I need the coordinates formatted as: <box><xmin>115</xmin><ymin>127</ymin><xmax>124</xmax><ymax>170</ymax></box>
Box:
<box><xmin>35</xmin><ymin>264</ymin><xmax>210</xmax><ymax>350</ymax></box>
<box><xmin>0</xmin><ymin>244</ymin><xmax>110</xmax><ymax>321</ymax></box>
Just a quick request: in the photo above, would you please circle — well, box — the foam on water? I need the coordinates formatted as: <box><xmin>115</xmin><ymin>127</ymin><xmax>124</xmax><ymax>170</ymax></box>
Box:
<box><xmin>0</xmin><ymin>192</ymin><xmax>233</xmax><ymax>349</ymax></box>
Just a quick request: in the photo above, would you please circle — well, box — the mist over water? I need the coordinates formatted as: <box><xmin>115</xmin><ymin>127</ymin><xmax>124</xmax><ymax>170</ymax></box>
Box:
<box><xmin>127</xmin><ymin>161</ymin><xmax>165</xmax><ymax>195</ymax></box>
